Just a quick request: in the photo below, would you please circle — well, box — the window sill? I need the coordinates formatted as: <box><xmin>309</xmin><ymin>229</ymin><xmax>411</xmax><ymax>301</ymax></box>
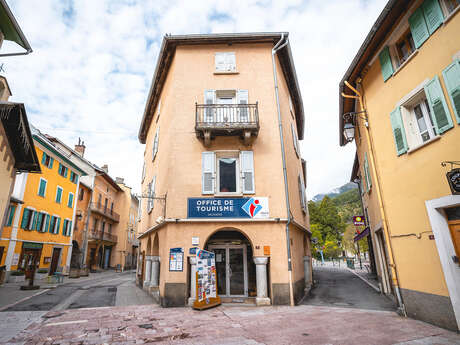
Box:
<box><xmin>393</xmin><ymin>50</ymin><xmax>419</xmax><ymax>77</ymax></box>
<box><xmin>213</xmin><ymin>71</ymin><xmax>239</xmax><ymax>75</ymax></box>
<box><xmin>407</xmin><ymin>135</ymin><xmax>441</xmax><ymax>154</ymax></box>
<box><xmin>443</xmin><ymin>6</ymin><xmax>460</xmax><ymax>26</ymax></box>
<box><xmin>214</xmin><ymin>193</ymin><xmax>243</xmax><ymax>197</ymax></box>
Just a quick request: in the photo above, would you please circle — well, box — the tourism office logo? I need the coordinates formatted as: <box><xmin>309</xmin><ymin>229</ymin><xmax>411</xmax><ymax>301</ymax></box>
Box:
<box><xmin>242</xmin><ymin>198</ymin><xmax>262</xmax><ymax>218</ymax></box>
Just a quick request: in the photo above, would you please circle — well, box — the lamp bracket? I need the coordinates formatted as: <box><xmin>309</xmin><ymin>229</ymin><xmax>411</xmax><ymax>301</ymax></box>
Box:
<box><xmin>343</xmin><ymin>110</ymin><xmax>368</xmax><ymax>124</ymax></box>
<box><xmin>441</xmin><ymin>161</ymin><xmax>460</xmax><ymax>170</ymax></box>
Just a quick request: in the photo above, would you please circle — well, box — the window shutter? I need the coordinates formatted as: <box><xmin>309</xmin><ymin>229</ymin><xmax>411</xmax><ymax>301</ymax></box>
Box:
<box><xmin>31</xmin><ymin>211</ymin><xmax>38</xmax><ymax>230</ymax></box>
<box><xmin>291</xmin><ymin>123</ymin><xmax>299</xmax><ymax>157</ymax></box>
<box><xmin>390</xmin><ymin>107</ymin><xmax>408</xmax><ymax>155</ymax></box>
<box><xmin>240</xmin><ymin>151</ymin><xmax>255</xmax><ymax>194</ymax></box>
<box><xmin>142</xmin><ymin>163</ymin><xmax>146</xmax><ymax>182</ymax></box>
<box><xmin>378</xmin><ymin>46</ymin><xmax>394</xmax><ymax>82</ymax></box>
<box><xmin>45</xmin><ymin>214</ymin><xmax>50</xmax><ymax>232</ymax></box>
<box><xmin>49</xmin><ymin>216</ymin><xmax>54</xmax><ymax>233</ymax></box>
<box><xmin>68</xmin><ymin>221</ymin><xmax>72</xmax><ymax>236</ymax></box>
<box><xmin>204</xmin><ymin>90</ymin><xmax>216</xmax><ymax>122</ymax></box>
<box><xmin>364</xmin><ymin>152</ymin><xmax>372</xmax><ymax>191</ymax></box>
<box><xmin>62</xmin><ymin>219</ymin><xmax>67</xmax><ymax>235</ymax></box>
<box><xmin>442</xmin><ymin>60</ymin><xmax>460</xmax><ymax>123</ymax></box>
<box><xmin>39</xmin><ymin>179</ymin><xmax>46</xmax><ymax>197</ymax></box>
<box><xmin>56</xmin><ymin>218</ymin><xmax>61</xmax><ymax>234</ymax></box>
<box><xmin>422</xmin><ymin>0</ymin><xmax>444</xmax><ymax>35</ymax></box>
<box><xmin>49</xmin><ymin>157</ymin><xmax>54</xmax><ymax>169</ymax></box>
<box><xmin>151</xmin><ymin>176</ymin><xmax>156</xmax><ymax>211</ymax></box>
<box><xmin>215</xmin><ymin>53</ymin><xmax>226</xmax><ymax>72</ymax></box>
<box><xmin>7</xmin><ymin>205</ymin><xmax>15</xmax><ymax>226</ymax></box>
<box><xmin>56</xmin><ymin>188</ymin><xmax>62</xmax><ymax>203</ymax></box>
<box><xmin>152</xmin><ymin>127</ymin><xmax>159</xmax><ymax>161</ymax></box>
<box><xmin>202</xmin><ymin>152</ymin><xmax>216</xmax><ymax>194</ymax></box>
<box><xmin>21</xmin><ymin>209</ymin><xmax>30</xmax><ymax>229</ymax></box>
<box><xmin>298</xmin><ymin>175</ymin><xmax>306</xmax><ymax>212</ymax></box>
<box><xmin>41</xmin><ymin>152</ymin><xmax>46</xmax><ymax>165</ymax></box>
<box><xmin>409</xmin><ymin>7</ymin><xmax>430</xmax><ymax>48</ymax></box>
<box><xmin>424</xmin><ymin>76</ymin><xmax>453</xmax><ymax>134</ymax></box>
<box><xmin>225</xmin><ymin>52</ymin><xmax>236</xmax><ymax>71</ymax></box>
<box><xmin>68</xmin><ymin>193</ymin><xmax>74</xmax><ymax>208</ymax></box>
<box><xmin>36</xmin><ymin>213</ymin><xmax>42</xmax><ymax>231</ymax></box>
<box><xmin>237</xmin><ymin>90</ymin><xmax>249</xmax><ymax>122</ymax></box>
<box><xmin>64</xmin><ymin>167</ymin><xmax>68</xmax><ymax>178</ymax></box>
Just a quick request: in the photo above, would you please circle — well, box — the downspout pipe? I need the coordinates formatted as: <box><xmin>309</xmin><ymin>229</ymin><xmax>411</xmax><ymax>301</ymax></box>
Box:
<box><xmin>272</xmin><ymin>33</ymin><xmax>295</xmax><ymax>306</ymax></box>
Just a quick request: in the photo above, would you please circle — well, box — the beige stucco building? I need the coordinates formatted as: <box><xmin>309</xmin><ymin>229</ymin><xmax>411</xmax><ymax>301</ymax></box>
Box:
<box><xmin>137</xmin><ymin>33</ymin><xmax>311</xmax><ymax>307</ymax></box>
<box><xmin>339</xmin><ymin>0</ymin><xmax>460</xmax><ymax>331</ymax></box>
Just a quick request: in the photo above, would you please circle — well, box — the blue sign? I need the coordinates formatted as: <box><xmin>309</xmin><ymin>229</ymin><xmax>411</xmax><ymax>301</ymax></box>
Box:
<box><xmin>187</xmin><ymin>197</ymin><xmax>268</xmax><ymax>219</ymax></box>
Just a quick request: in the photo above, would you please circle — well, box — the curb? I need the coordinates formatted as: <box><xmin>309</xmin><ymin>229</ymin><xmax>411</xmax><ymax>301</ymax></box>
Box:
<box><xmin>0</xmin><ymin>288</ymin><xmax>50</xmax><ymax>312</ymax></box>
<box><xmin>347</xmin><ymin>268</ymin><xmax>380</xmax><ymax>292</ymax></box>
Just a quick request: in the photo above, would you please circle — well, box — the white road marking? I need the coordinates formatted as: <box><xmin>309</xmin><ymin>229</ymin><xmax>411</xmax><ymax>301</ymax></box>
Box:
<box><xmin>45</xmin><ymin>320</ymin><xmax>88</xmax><ymax>326</ymax></box>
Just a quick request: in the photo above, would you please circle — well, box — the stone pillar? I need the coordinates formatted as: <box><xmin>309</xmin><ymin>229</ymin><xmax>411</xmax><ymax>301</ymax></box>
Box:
<box><xmin>303</xmin><ymin>255</ymin><xmax>312</xmax><ymax>292</ymax></box>
<box><xmin>188</xmin><ymin>256</ymin><xmax>197</xmax><ymax>306</ymax></box>
<box><xmin>253</xmin><ymin>256</ymin><xmax>270</xmax><ymax>306</ymax></box>
<box><xmin>150</xmin><ymin>256</ymin><xmax>160</xmax><ymax>287</ymax></box>
<box><xmin>143</xmin><ymin>256</ymin><xmax>152</xmax><ymax>289</ymax></box>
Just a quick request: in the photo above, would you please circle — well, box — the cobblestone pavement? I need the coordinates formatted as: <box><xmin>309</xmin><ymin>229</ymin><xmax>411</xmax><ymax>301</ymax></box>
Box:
<box><xmin>1</xmin><ymin>304</ymin><xmax>459</xmax><ymax>345</ymax></box>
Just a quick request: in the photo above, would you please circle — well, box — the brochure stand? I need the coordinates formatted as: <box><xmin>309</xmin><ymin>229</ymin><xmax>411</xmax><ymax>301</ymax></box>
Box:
<box><xmin>193</xmin><ymin>249</ymin><xmax>221</xmax><ymax>310</ymax></box>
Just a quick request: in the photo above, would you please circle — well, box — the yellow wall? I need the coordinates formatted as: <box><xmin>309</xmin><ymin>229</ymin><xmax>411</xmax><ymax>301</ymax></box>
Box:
<box><xmin>358</xmin><ymin>8</ymin><xmax>460</xmax><ymax>296</ymax></box>
<box><xmin>0</xmin><ymin>124</ymin><xmax>15</xmax><ymax>238</ymax></box>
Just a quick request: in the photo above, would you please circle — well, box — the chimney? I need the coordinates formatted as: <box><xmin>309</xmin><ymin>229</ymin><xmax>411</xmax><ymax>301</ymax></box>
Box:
<box><xmin>115</xmin><ymin>177</ymin><xmax>124</xmax><ymax>184</ymax></box>
<box><xmin>74</xmin><ymin>138</ymin><xmax>86</xmax><ymax>157</ymax></box>
<box><xmin>101</xmin><ymin>164</ymin><xmax>108</xmax><ymax>173</ymax></box>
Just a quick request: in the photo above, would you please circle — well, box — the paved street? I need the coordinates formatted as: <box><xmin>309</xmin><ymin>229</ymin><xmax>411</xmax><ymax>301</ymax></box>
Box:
<box><xmin>304</xmin><ymin>264</ymin><xmax>396</xmax><ymax>311</ymax></box>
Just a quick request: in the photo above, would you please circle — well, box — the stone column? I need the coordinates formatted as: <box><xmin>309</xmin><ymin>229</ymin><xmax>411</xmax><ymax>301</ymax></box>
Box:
<box><xmin>253</xmin><ymin>256</ymin><xmax>270</xmax><ymax>306</ymax></box>
<box><xmin>188</xmin><ymin>256</ymin><xmax>197</xmax><ymax>306</ymax></box>
<box><xmin>143</xmin><ymin>256</ymin><xmax>152</xmax><ymax>289</ymax></box>
<box><xmin>150</xmin><ymin>256</ymin><xmax>160</xmax><ymax>287</ymax></box>
<box><xmin>303</xmin><ymin>255</ymin><xmax>312</xmax><ymax>292</ymax></box>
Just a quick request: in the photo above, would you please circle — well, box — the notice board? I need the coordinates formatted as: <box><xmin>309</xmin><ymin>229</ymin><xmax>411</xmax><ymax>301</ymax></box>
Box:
<box><xmin>169</xmin><ymin>248</ymin><xmax>183</xmax><ymax>271</ymax></box>
<box><xmin>193</xmin><ymin>249</ymin><xmax>221</xmax><ymax>310</ymax></box>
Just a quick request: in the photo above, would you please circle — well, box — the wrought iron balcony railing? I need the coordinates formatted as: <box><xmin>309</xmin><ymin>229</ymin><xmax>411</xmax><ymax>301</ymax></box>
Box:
<box><xmin>88</xmin><ymin>229</ymin><xmax>118</xmax><ymax>243</ymax></box>
<box><xmin>195</xmin><ymin>103</ymin><xmax>259</xmax><ymax>146</ymax></box>
<box><xmin>89</xmin><ymin>203</ymin><xmax>120</xmax><ymax>222</ymax></box>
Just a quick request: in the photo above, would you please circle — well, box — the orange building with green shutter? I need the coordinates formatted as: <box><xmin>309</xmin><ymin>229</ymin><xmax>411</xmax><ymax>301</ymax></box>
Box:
<box><xmin>1</xmin><ymin>127</ymin><xmax>88</xmax><ymax>279</ymax></box>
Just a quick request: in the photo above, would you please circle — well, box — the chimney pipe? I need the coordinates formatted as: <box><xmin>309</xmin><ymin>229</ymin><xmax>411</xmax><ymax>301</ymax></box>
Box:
<box><xmin>101</xmin><ymin>164</ymin><xmax>108</xmax><ymax>173</ymax></box>
<box><xmin>74</xmin><ymin>137</ymin><xmax>86</xmax><ymax>157</ymax></box>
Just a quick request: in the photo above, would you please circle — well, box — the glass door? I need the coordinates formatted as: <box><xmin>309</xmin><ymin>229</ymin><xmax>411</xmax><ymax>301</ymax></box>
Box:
<box><xmin>229</xmin><ymin>248</ymin><xmax>245</xmax><ymax>296</ymax></box>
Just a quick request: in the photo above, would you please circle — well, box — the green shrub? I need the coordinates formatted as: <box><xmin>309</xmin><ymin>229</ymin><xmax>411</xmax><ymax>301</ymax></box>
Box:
<box><xmin>10</xmin><ymin>270</ymin><xmax>25</xmax><ymax>276</ymax></box>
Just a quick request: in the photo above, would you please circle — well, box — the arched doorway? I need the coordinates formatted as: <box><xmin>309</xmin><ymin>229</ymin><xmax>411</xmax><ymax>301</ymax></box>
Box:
<box><xmin>205</xmin><ymin>229</ymin><xmax>256</xmax><ymax>299</ymax></box>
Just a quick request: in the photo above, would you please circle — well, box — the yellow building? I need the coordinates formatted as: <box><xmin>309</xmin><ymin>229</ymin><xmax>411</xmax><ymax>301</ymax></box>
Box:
<box><xmin>1</xmin><ymin>127</ymin><xmax>88</xmax><ymax>280</ymax></box>
<box><xmin>339</xmin><ymin>0</ymin><xmax>460</xmax><ymax>330</ymax></box>
<box><xmin>137</xmin><ymin>33</ymin><xmax>311</xmax><ymax>307</ymax></box>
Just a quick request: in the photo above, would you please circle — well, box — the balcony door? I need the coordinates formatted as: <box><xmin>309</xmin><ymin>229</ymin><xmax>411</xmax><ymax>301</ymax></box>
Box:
<box><xmin>217</xmin><ymin>96</ymin><xmax>235</xmax><ymax>123</ymax></box>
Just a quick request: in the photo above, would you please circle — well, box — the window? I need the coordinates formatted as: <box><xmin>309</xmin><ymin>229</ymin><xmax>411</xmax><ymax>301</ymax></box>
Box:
<box><xmin>390</xmin><ymin>76</ymin><xmax>453</xmax><ymax>155</ymax></box>
<box><xmin>70</xmin><ymin>171</ymin><xmax>78</xmax><ymax>184</ymax></box>
<box><xmin>20</xmin><ymin>208</ymin><xmax>36</xmax><ymax>230</ymax></box>
<box><xmin>289</xmin><ymin>95</ymin><xmax>294</xmax><ymax>118</ymax></box>
<box><xmin>49</xmin><ymin>216</ymin><xmax>60</xmax><ymax>234</ymax></box>
<box><xmin>441</xmin><ymin>0</ymin><xmax>460</xmax><ymax>15</ymax></box>
<box><xmin>291</xmin><ymin>123</ymin><xmax>300</xmax><ymax>158</ymax></box>
<box><xmin>38</xmin><ymin>178</ymin><xmax>47</xmax><ymax>197</ymax></box>
<box><xmin>147</xmin><ymin>177</ymin><xmax>156</xmax><ymax>213</ymax></box>
<box><xmin>298</xmin><ymin>174</ymin><xmax>307</xmax><ymax>213</ymax></box>
<box><xmin>156</xmin><ymin>99</ymin><xmax>161</xmax><ymax>123</ymax></box>
<box><xmin>202</xmin><ymin>151</ymin><xmax>255</xmax><ymax>195</ymax></box>
<box><xmin>68</xmin><ymin>193</ymin><xmax>74</xmax><ymax>208</ymax></box>
<box><xmin>395</xmin><ymin>30</ymin><xmax>416</xmax><ymax>67</ymax></box>
<box><xmin>93</xmin><ymin>218</ymin><xmax>98</xmax><ymax>231</ymax></box>
<box><xmin>101</xmin><ymin>221</ymin><xmax>105</xmax><ymax>232</ymax></box>
<box><xmin>79</xmin><ymin>188</ymin><xmax>84</xmax><ymax>201</ymax></box>
<box><xmin>36</xmin><ymin>212</ymin><xmax>49</xmax><ymax>232</ymax></box>
<box><xmin>41</xmin><ymin>152</ymin><xmax>54</xmax><ymax>169</ymax></box>
<box><xmin>141</xmin><ymin>163</ymin><xmax>146</xmax><ymax>182</ymax></box>
<box><xmin>152</xmin><ymin>127</ymin><xmax>159</xmax><ymax>161</ymax></box>
<box><xmin>442</xmin><ymin>59</ymin><xmax>460</xmax><ymax>123</ymax></box>
<box><xmin>215</xmin><ymin>52</ymin><xmax>236</xmax><ymax>72</ymax></box>
<box><xmin>363</xmin><ymin>152</ymin><xmax>372</xmax><ymax>192</ymax></box>
<box><xmin>62</xmin><ymin>219</ymin><xmax>72</xmax><ymax>236</ymax></box>
<box><xmin>108</xmin><ymin>223</ymin><xmax>112</xmax><ymax>233</ymax></box>
<box><xmin>56</xmin><ymin>186</ymin><xmax>63</xmax><ymax>203</ymax></box>
<box><xmin>5</xmin><ymin>205</ymin><xmax>16</xmax><ymax>226</ymax></box>
<box><xmin>58</xmin><ymin>163</ymin><xmax>68</xmax><ymax>177</ymax></box>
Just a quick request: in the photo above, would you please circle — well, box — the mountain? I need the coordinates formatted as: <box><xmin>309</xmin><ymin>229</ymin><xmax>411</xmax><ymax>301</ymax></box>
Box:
<box><xmin>311</xmin><ymin>182</ymin><xmax>357</xmax><ymax>202</ymax></box>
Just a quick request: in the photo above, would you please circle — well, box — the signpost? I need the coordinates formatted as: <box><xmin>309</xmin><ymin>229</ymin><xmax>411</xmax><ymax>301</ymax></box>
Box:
<box><xmin>193</xmin><ymin>249</ymin><xmax>221</xmax><ymax>310</ymax></box>
<box><xmin>353</xmin><ymin>216</ymin><xmax>365</xmax><ymax>226</ymax></box>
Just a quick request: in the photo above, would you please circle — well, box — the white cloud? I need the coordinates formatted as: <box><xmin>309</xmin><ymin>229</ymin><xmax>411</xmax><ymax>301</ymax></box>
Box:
<box><xmin>3</xmin><ymin>0</ymin><xmax>386</xmax><ymax>197</ymax></box>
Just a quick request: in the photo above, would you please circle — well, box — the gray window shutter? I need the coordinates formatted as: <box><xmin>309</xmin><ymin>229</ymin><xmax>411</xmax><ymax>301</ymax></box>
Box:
<box><xmin>422</xmin><ymin>0</ymin><xmax>444</xmax><ymax>35</ymax></box>
<box><xmin>409</xmin><ymin>7</ymin><xmax>429</xmax><ymax>48</ymax></box>
<box><xmin>142</xmin><ymin>163</ymin><xmax>146</xmax><ymax>182</ymax></box>
<box><xmin>225</xmin><ymin>52</ymin><xmax>236</xmax><ymax>71</ymax></box>
<box><xmin>204</xmin><ymin>90</ymin><xmax>216</xmax><ymax>122</ymax></box>
<box><xmin>424</xmin><ymin>76</ymin><xmax>453</xmax><ymax>134</ymax></box>
<box><xmin>390</xmin><ymin>107</ymin><xmax>408</xmax><ymax>155</ymax></box>
<box><xmin>378</xmin><ymin>46</ymin><xmax>394</xmax><ymax>82</ymax></box>
<box><xmin>237</xmin><ymin>90</ymin><xmax>249</xmax><ymax>122</ymax></box>
<box><xmin>442</xmin><ymin>60</ymin><xmax>460</xmax><ymax>123</ymax></box>
<box><xmin>291</xmin><ymin>123</ymin><xmax>299</xmax><ymax>157</ymax></box>
<box><xmin>152</xmin><ymin>127</ymin><xmax>159</xmax><ymax>161</ymax></box>
<box><xmin>151</xmin><ymin>176</ymin><xmax>156</xmax><ymax>211</ymax></box>
<box><xmin>298</xmin><ymin>175</ymin><xmax>306</xmax><ymax>213</ymax></box>
<box><xmin>202</xmin><ymin>152</ymin><xmax>215</xmax><ymax>194</ymax></box>
<box><xmin>215</xmin><ymin>53</ymin><xmax>226</xmax><ymax>72</ymax></box>
<box><xmin>240</xmin><ymin>151</ymin><xmax>255</xmax><ymax>194</ymax></box>
<box><xmin>364</xmin><ymin>152</ymin><xmax>372</xmax><ymax>191</ymax></box>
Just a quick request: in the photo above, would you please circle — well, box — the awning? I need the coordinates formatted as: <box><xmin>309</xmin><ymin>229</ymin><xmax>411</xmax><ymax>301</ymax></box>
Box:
<box><xmin>0</xmin><ymin>0</ymin><xmax>32</xmax><ymax>52</ymax></box>
<box><xmin>354</xmin><ymin>227</ymin><xmax>370</xmax><ymax>242</ymax></box>
<box><xmin>0</xmin><ymin>102</ymin><xmax>41</xmax><ymax>172</ymax></box>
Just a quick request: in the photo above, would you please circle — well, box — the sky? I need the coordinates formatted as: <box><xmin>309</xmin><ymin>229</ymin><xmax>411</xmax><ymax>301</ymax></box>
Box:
<box><xmin>3</xmin><ymin>0</ymin><xmax>387</xmax><ymax>199</ymax></box>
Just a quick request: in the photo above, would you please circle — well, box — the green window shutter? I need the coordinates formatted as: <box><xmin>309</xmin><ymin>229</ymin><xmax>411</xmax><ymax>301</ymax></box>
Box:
<box><xmin>424</xmin><ymin>76</ymin><xmax>453</xmax><ymax>134</ymax></box>
<box><xmin>378</xmin><ymin>46</ymin><xmax>394</xmax><ymax>82</ymax></box>
<box><xmin>59</xmin><ymin>163</ymin><xmax>62</xmax><ymax>174</ymax></box>
<box><xmin>422</xmin><ymin>0</ymin><xmax>444</xmax><ymax>35</ymax></box>
<box><xmin>21</xmin><ymin>209</ymin><xmax>30</xmax><ymax>229</ymax></box>
<box><xmin>36</xmin><ymin>213</ymin><xmax>42</xmax><ymax>231</ymax></box>
<box><xmin>38</xmin><ymin>179</ymin><xmax>46</xmax><ymax>197</ymax></box>
<box><xmin>45</xmin><ymin>214</ymin><xmax>50</xmax><ymax>232</ymax></box>
<box><xmin>64</xmin><ymin>167</ymin><xmax>68</xmax><ymax>178</ymax></box>
<box><xmin>31</xmin><ymin>211</ymin><xmax>38</xmax><ymax>230</ymax></box>
<box><xmin>442</xmin><ymin>60</ymin><xmax>460</xmax><ymax>123</ymax></box>
<box><xmin>390</xmin><ymin>107</ymin><xmax>408</xmax><ymax>155</ymax></box>
<box><xmin>49</xmin><ymin>157</ymin><xmax>54</xmax><ymax>169</ymax></box>
<box><xmin>364</xmin><ymin>152</ymin><xmax>372</xmax><ymax>191</ymax></box>
<box><xmin>409</xmin><ymin>7</ymin><xmax>430</xmax><ymax>48</ymax></box>
<box><xmin>6</xmin><ymin>205</ymin><xmax>16</xmax><ymax>226</ymax></box>
<box><xmin>69</xmin><ymin>221</ymin><xmax>72</xmax><ymax>236</ymax></box>
<box><xmin>68</xmin><ymin>193</ymin><xmax>73</xmax><ymax>208</ymax></box>
<box><xmin>56</xmin><ymin>218</ymin><xmax>61</xmax><ymax>234</ymax></box>
<box><xmin>56</xmin><ymin>188</ymin><xmax>62</xmax><ymax>203</ymax></box>
<box><xmin>362</xmin><ymin>168</ymin><xmax>367</xmax><ymax>194</ymax></box>
<box><xmin>62</xmin><ymin>220</ymin><xmax>67</xmax><ymax>235</ymax></box>
<box><xmin>41</xmin><ymin>152</ymin><xmax>47</xmax><ymax>165</ymax></box>
<box><xmin>49</xmin><ymin>216</ymin><xmax>54</xmax><ymax>233</ymax></box>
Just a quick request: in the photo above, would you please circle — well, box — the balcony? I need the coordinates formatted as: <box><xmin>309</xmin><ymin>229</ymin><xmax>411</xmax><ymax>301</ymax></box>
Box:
<box><xmin>195</xmin><ymin>103</ymin><xmax>259</xmax><ymax>146</ymax></box>
<box><xmin>88</xmin><ymin>229</ymin><xmax>118</xmax><ymax>243</ymax></box>
<box><xmin>89</xmin><ymin>203</ymin><xmax>120</xmax><ymax>222</ymax></box>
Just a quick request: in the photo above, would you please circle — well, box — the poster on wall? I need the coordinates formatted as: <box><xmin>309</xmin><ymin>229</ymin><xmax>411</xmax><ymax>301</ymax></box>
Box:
<box><xmin>169</xmin><ymin>248</ymin><xmax>183</xmax><ymax>271</ymax></box>
<box><xmin>193</xmin><ymin>249</ymin><xmax>221</xmax><ymax>310</ymax></box>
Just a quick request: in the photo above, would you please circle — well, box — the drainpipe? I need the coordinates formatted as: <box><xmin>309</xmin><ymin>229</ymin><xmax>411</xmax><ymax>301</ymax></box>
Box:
<box><xmin>272</xmin><ymin>33</ymin><xmax>295</xmax><ymax>306</ymax></box>
<box><xmin>343</xmin><ymin>80</ymin><xmax>406</xmax><ymax>316</ymax></box>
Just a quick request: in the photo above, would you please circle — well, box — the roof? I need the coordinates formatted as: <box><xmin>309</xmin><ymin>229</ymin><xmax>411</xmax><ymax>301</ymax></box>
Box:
<box><xmin>0</xmin><ymin>102</ymin><xmax>40</xmax><ymax>172</ymax></box>
<box><xmin>138</xmin><ymin>32</ymin><xmax>305</xmax><ymax>143</ymax></box>
<box><xmin>0</xmin><ymin>0</ymin><xmax>32</xmax><ymax>53</ymax></box>
<box><xmin>338</xmin><ymin>0</ymin><xmax>412</xmax><ymax>146</ymax></box>
<box><xmin>0</xmin><ymin>75</ymin><xmax>12</xmax><ymax>96</ymax></box>
<box><xmin>94</xmin><ymin>166</ymin><xmax>123</xmax><ymax>192</ymax></box>
<box><xmin>350</xmin><ymin>152</ymin><xmax>360</xmax><ymax>182</ymax></box>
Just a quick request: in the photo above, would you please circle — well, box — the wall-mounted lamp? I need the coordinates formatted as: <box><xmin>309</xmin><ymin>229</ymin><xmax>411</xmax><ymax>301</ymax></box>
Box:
<box><xmin>342</xmin><ymin>110</ymin><xmax>368</xmax><ymax>143</ymax></box>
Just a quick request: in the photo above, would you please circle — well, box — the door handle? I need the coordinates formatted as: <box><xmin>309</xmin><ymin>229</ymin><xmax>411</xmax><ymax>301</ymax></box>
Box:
<box><xmin>452</xmin><ymin>255</ymin><xmax>459</xmax><ymax>264</ymax></box>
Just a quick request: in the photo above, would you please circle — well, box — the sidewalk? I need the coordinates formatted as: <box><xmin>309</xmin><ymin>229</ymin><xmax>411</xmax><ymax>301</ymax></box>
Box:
<box><xmin>348</xmin><ymin>266</ymin><xmax>381</xmax><ymax>292</ymax></box>
<box><xmin>0</xmin><ymin>270</ymin><xmax>132</xmax><ymax>311</ymax></box>
<box><xmin>2</xmin><ymin>304</ymin><xmax>459</xmax><ymax>345</ymax></box>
